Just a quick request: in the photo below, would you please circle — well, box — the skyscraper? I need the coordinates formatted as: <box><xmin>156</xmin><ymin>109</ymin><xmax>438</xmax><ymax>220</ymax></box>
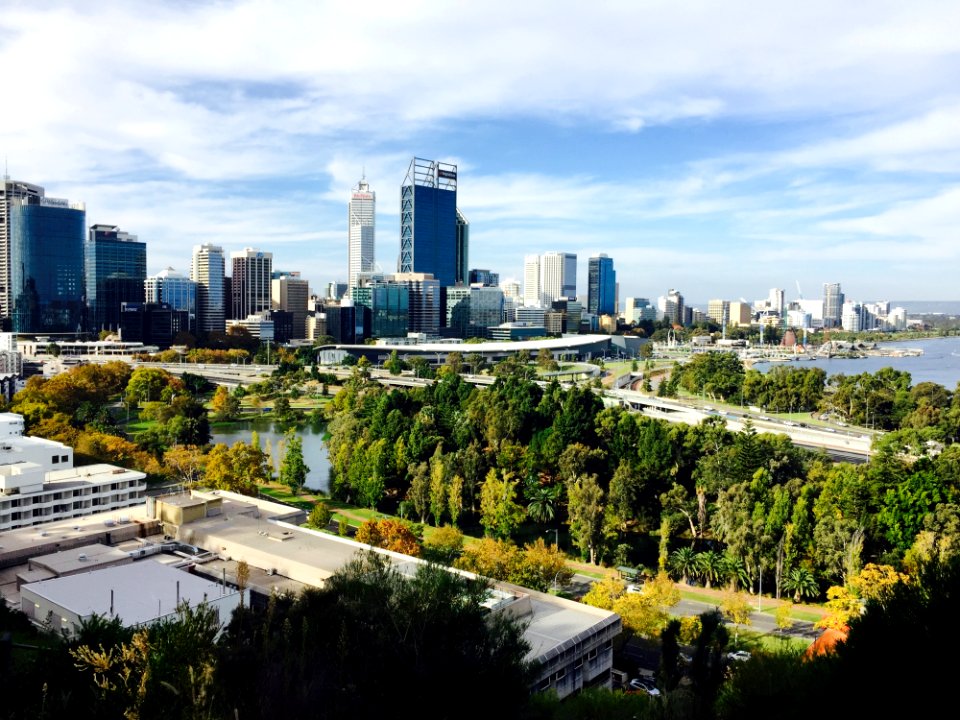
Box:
<box><xmin>455</xmin><ymin>209</ymin><xmax>469</xmax><ymax>285</ymax></box>
<box><xmin>191</xmin><ymin>244</ymin><xmax>225</xmax><ymax>335</ymax></box>
<box><xmin>230</xmin><ymin>248</ymin><xmax>272</xmax><ymax>320</ymax></box>
<box><xmin>0</xmin><ymin>178</ymin><xmax>45</xmax><ymax>323</ymax></box>
<box><xmin>272</xmin><ymin>272</ymin><xmax>309</xmax><ymax>340</ymax></box>
<box><xmin>85</xmin><ymin>224</ymin><xmax>146</xmax><ymax>333</ymax></box>
<box><xmin>523</xmin><ymin>255</ymin><xmax>542</xmax><ymax>306</ymax></box>
<box><xmin>399</xmin><ymin>157</ymin><xmax>458</xmax><ymax>287</ymax></box>
<box><xmin>146</xmin><ymin>267</ymin><xmax>197</xmax><ymax>333</ymax></box>
<box><xmin>587</xmin><ymin>254</ymin><xmax>616</xmax><ymax>316</ymax></box>
<box><xmin>823</xmin><ymin>282</ymin><xmax>844</xmax><ymax>328</ymax></box>
<box><xmin>541</xmin><ymin>252</ymin><xmax>577</xmax><ymax>305</ymax></box>
<box><xmin>348</xmin><ymin>177</ymin><xmax>375</xmax><ymax>290</ymax></box>
<box><xmin>8</xmin><ymin>193</ymin><xmax>86</xmax><ymax>334</ymax></box>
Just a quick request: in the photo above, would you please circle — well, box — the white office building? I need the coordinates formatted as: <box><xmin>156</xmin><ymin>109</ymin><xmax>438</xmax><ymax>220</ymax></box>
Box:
<box><xmin>0</xmin><ymin>413</ymin><xmax>146</xmax><ymax>531</ymax></box>
<box><xmin>191</xmin><ymin>244</ymin><xmax>226</xmax><ymax>335</ymax></box>
<box><xmin>348</xmin><ymin>177</ymin><xmax>376</xmax><ymax>291</ymax></box>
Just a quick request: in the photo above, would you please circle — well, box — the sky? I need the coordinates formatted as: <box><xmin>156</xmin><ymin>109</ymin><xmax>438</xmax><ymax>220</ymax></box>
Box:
<box><xmin>2</xmin><ymin>0</ymin><xmax>959</xmax><ymax>306</ymax></box>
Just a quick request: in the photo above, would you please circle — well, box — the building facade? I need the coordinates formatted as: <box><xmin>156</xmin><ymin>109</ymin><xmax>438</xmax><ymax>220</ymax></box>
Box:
<box><xmin>540</xmin><ymin>252</ymin><xmax>577</xmax><ymax>306</ymax></box>
<box><xmin>145</xmin><ymin>267</ymin><xmax>197</xmax><ymax>334</ymax></box>
<box><xmin>455</xmin><ymin>209</ymin><xmax>469</xmax><ymax>285</ymax></box>
<box><xmin>85</xmin><ymin>224</ymin><xmax>146</xmax><ymax>334</ymax></box>
<box><xmin>587</xmin><ymin>254</ymin><xmax>616</xmax><ymax>316</ymax></box>
<box><xmin>823</xmin><ymin>283</ymin><xmax>844</xmax><ymax>328</ymax></box>
<box><xmin>0</xmin><ymin>179</ymin><xmax>45</xmax><ymax>323</ymax></box>
<box><xmin>191</xmin><ymin>244</ymin><xmax>226</xmax><ymax>336</ymax></box>
<box><xmin>272</xmin><ymin>273</ymin><xmax>310</xmax><ymax>340</ymax></box>
<box><xmin>348</xmin><ymin>177</ymin><xmax>376</xmax><ymax>290</ymax></box>
<box><xmin>8</xmin><ymin>195</ymin><xmax>86</xmax><ymax>334</ymax></box>
<box><xmin>399</xmin><ymin>157</ymin><xmax>458</xmax><ymax>287</ymax></box>
<box><xmin>231</xmin><ymin>248</ymin><xmax>273</xmax><ymax>320</ymax></box>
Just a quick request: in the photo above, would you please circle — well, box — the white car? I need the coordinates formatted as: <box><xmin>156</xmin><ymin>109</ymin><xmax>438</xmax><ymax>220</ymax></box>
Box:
<box><xmin>628</xmin><ymin>677</ymin><xmax>661</xmax><ymax>696</ymax></box>
<box><xmin>726</xmin><ymin>650</ymin><xmax>751</xmax><ymax>662</ymax></box>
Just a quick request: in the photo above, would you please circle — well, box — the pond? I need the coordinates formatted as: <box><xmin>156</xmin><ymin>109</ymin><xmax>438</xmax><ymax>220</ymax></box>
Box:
<box><xmin>210</xmin><ymin>418</ymin><xmax>331</xmax><ymax>492</ymax></box>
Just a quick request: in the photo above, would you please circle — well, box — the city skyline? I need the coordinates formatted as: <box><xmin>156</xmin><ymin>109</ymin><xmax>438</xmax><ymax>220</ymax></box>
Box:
<box><xmin>2</xmin><ymin>2</ymin><xmax>959</xmax><ymax>301</ymax></box>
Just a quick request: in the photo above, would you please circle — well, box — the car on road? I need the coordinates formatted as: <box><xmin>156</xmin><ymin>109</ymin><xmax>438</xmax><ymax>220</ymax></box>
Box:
<box><xmin>726</xmin><ymin>650</ymin><xmax>751</xmax><ymax>662</ymax></box>
<box><xmin>629</xmin><ymin>677</ymin><xmax>661</xmax><ymax>696</ymax></box>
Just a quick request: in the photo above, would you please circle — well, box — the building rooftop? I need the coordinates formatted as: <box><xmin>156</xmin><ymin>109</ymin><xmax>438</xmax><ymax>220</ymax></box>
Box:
<box><xmin>21</xmin><ymin>559</ymin><xmax>235</xmax><ymax>628</ymax></box>
<box><xmin>28</xmin><ymin>543</ymin><xmax>131</xmax><ymax>576</ymax></box>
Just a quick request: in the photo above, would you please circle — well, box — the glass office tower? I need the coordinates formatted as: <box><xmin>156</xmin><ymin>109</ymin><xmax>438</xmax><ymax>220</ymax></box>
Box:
<box><xmin>588</xmin><ymin>254</ymin><xmax>616</xmax><ymax>316</ymax></box>
<box><xmin>399</xmin><ymin>157</ymin><xmax>458</xmax><ymax>288</ymax></box>
<box><xmin>9</xmin><ymin>196</ymin><xmax>86</xmax><ymax>333</ymax></box>
<box><xmin>86</xmin><ymin>224</ymin><xmax>146</xmax><ymax>333</ymax></box>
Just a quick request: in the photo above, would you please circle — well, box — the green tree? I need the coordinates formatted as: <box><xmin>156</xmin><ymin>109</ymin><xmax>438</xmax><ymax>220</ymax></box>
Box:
<box><xmin>479</xmin><ymin>469</ymin><xmax>526</xmax><ymax>539</ymax></box>
<box><xmin>567</xmin><ymin>474</ymin><xmax>606</xmax><ymax>565</ymax></box>
<box><xmin>211</xmin><ymin>384</ymin><xmax>241</xmax><ymax>422</ymax></box>
<box><xmin>308</xmin><ymin>502</ymin><xmax>332</xmax><ymax>530</ymax></box>
<box><xmin>278</xmin><ymin>432</ymin><xmax>310</xmax><ymax>494</ymax></box>
<box><xmin>384</xmin><ymin>349</ymin><xmax>405</xmax><ymax>375</ymax></box>
<box><xmin>782</xmin><ymin>566</ymin><xmax>819</xmax><ymax>602</ymax></box>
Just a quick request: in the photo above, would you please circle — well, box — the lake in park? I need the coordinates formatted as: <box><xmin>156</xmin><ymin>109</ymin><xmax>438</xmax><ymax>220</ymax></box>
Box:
<box><xmin>210</xmin><ymin>419</ymin><xmax>332</xmax><ymax>493</ymax></box>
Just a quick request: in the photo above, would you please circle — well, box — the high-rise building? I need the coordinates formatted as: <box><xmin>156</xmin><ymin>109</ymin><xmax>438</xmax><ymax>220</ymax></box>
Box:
<box><xmin>455</xmin><ymin>209</ymin><xmax>469</xmax><ymax>285</ymax></box>
<box><xmin>658</xmin><ymin>289</ymin><xmax>685</xmax><ymax>326</ymax></box>
<box><xmin>145</xmin><ymin>267</ymin><xmax>197</xmax><ymax>334</ymax></box>
<box><xmin>823</xmin><ymin>283</ymin><xmax>844</xmax><ymax>328</ymax></box>
<box><xmin>540</xmin><ymin>252</ymin><xmax>577</xmax><ymax>305</ymax></box>
<box><xmin>399</xmin><ymin>157</ymin><xmax>458</xmax><ymax>287</ymax></box>
<box><xmin>191</xmin><ymin>244</ymin><xmax>225</xmax><ymax>336</ymax></box>
<box><xmin>768</xmin><ymin>288</ymin><xmax>785</xmax><ymax>315</ymax></box>
<box><xmin>231</xmin><ymin>248</ymin><xmax>272</xmax><ymax>320</ymax></box>
<box><xmin>392</xmin><ymin>272</ymin><xmax>441</xmax><ymax>335</ymax></box>
<box><xmin>707</xmin><ymin>299</ymin><xmax>730</xmax><ymax>326</ymax></box>
<box><xmin>348</xmin><ymin>177</ymin><xmax>375</xmax><ymax>290</ymax></box>
<box><xmin>587</xmin><ymin>254</ymin><xmax>616</xmax><ymax>316</ymax></box>
<box><xmin>523</xmin><ymin>255</ymin><xmax>542</xmax><ymax>306</ymax></box>
<box><xmin>85</xmin><ymin>224</ymin><xmax>146</xmax><ymax>333</ymax></box>
<box><xmin>0</xmin><ymin>178</ymin><xmax>45</xmax><ymax>322</ymax></box>
<box><xmin>8</xmin><ymin>193</ymin><xmax>86</xmax><ymax>334</ymax></box>
<box><xmin>469</xmin><ymin>269</ymin><xmax>499</xmax><ymax>286</ymax></box>
<box><xmin>272</xmin><ymin>272</ymin><xmax>310</xmax><ymax>340</ymax></box>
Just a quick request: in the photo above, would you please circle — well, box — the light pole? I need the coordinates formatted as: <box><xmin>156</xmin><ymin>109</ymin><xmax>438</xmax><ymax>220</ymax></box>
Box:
<box><xmin>547</xmin><ymin>528</ymin><xmax>559</xmax><ymax>547</ymax></box>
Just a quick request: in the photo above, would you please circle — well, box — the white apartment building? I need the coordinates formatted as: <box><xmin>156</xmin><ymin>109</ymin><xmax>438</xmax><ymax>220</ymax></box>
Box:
<box><xmin>348</xmin><ymin>178</ymin><xmax>376</xmax><ymax>290</ymax></box>
<box><xmin>0</xmin><ymin>413</ymin><xmax>146</xmax><ymax>531</ymax></box>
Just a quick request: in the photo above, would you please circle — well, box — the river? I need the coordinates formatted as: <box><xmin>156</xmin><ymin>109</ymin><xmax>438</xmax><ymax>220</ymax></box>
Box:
<box><xmin>210</xmin><ymin>418</ymin><xmax>331</xmax><ymax>492</ymax></box>
<box><xmin>752</xmin><ymin>336</ymin><xmax>960</xmax><ymax>389</ymax></box>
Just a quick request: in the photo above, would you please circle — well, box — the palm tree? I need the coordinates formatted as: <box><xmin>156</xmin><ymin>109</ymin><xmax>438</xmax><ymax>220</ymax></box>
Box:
<box><xmin>696</xmin><ymin>551</ymin><xmax>725</xmax><ymax>589</ymax></box>
<box><xmin>670</xmin><ymin>547</ymin><xmax>698</xmax><ymax>585</ymax></box>
<box><xmin>723</xmin><ymin>553</ymin><xmax>750</xmax><ymax>591</ymax></box>
<box><xmin>525</xmin><ymin>481</ymin><xmax>562</xmax><ymax>524</ymax></box>
<box><xmin>783</xmin><ymin>566</ymin><xmax>819</xmax><ymax>602</ymax></box>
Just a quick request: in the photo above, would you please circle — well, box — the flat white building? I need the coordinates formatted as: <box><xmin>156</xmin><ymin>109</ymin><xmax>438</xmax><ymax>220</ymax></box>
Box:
<box><xmin>0</xmin><ymin>414</ymin><xmax>146</xmax><ymax>531</ymax></box>
<box><xmin>20</xmin><ymin>559</ymin><xmax>243</xmax><ymax>638</ymax></box>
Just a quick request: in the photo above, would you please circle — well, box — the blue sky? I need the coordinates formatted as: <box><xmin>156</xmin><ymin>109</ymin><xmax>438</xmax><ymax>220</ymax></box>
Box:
<box><xmin>3</xmin><ymin>0</ymin><xmax>960</xmax><ymax>306</ymax></box>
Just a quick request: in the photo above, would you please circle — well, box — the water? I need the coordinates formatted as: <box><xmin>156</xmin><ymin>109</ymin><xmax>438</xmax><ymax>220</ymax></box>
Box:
<box><xmin>210</xmin><ymin>419</ymin><xmax>331</xmax><ymax>492</ymax></box>
<box><xmin>752</xmin><ymin>336</ymin><xmax>960</xmax><ymax>389</ymax></box>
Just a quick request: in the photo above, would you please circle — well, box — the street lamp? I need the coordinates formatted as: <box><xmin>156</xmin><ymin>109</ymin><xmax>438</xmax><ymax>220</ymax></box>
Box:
<box><xmin>547</xmin><ymin>528</ymin><xmax>559</xmax><ymax>547</ymax></box>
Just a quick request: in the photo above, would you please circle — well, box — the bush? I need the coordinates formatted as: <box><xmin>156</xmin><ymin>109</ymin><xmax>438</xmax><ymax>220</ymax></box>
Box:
<box><xmin>424</xmin><ymin>525</ymin><xmax>465</xmax><ymax>563</ymax></box>
<box><xmin>308</xmin><ymin>502</ymin><xmax>332</xmax><ymax>530</ymax></box>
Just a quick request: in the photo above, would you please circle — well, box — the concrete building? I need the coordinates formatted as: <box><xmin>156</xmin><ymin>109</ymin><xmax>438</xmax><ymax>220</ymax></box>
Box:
<box><xmin>392</xmin><ymin>272</ymin><xmax>440</xmax><ymax>335</ymax></box>
<box><xmin>823</xmin><ymin>282</ymin><xmax>844</xmax><ymax>329</ymax></box>
<box><xmin>541</xmin><ymin>252</ymin><xmax>577</xmax><ymax>306</ymax></box>
<box><xmin>272</xmin><ymin>272</ymin><xmax>310</xmax><ymax>340</ymax></box>
<box><xmin>523</xmin><ymin>254</ymin><xmax>542</xmax><ymax>307</ymax></box>
<box><xmin>728</xmin><ymin>301</ymin><xmax>753</xmax><ymax>327</ymax></box>
<box><xmin>20</xmin><ymin>559</ymin><xmax>243</xmax><ymax>639</ymax></box>
<box><xmin>0</xmin><ymin>413</ymin><xmax>146</xmax><ymax>532</ymax></box>
<box><xmin>707</xmin><ymin>299</ymin><xmax>730</xmax><ymax>327</ymax></box>
<box><xmin>231</xmin><ymin>248</ymin><xmax>273</xmax><ymax>320</ymax></box>
<box><xmin>191</xmin><ymin>244</ymin><xmax>226</xmax><ymax>336</ymax></box>
<box><xmin>348</xmin><ymin>177</ymin><xmax>376</xmax><ymax>291</ymax></box>
<box><xmin>658</xmin><ymin>289</ymin><xmax>685</xmax><ymax>326</ymax></box>
<box><xmin>226</xmin><ymin>312</ymin><xmax>275</xmax><ymax>341</ymax></box>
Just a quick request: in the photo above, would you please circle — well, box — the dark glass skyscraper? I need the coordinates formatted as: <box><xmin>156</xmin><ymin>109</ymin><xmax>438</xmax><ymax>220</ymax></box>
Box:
<box><xmin>8</xmin><ymin>196</ymin><xmax>86</xmax><ymax>334</ymax></box>
<box><xmin>399</xmin><ymin>157</ymin><xmax>458</xmax><ymax>287</ymax></box>
<box><xmin>588</xmin><ymin>254</ymin><xmax>616</xmax><ymax>316</ymax></box>
<box><xmin>86</xmin><ymin>224</ymin><xmax>146</xmax><ymax>333</ymax></box>
<box><xmin>455</xmin><ymin>209</ymin><xmax>469</xmax><ymax>285</ymax></box>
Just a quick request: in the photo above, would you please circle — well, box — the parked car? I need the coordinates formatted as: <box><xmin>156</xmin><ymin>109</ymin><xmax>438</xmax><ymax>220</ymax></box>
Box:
<box><xmin>726</xmin><ymin>650</ymin><xmax>751</xmax><ymax>662</ymax></box>
<box><xmin>629</xmin><ymin>677</ymin><xmax>661</xmax><ymax>696</ymax></box>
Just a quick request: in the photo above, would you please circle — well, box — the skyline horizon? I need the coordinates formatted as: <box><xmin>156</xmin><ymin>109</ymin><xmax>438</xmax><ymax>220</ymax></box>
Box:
<box><xmin>3</xmin><ymin>2</ymin><xmax>959</xmax><ymax>301</ymax></box>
